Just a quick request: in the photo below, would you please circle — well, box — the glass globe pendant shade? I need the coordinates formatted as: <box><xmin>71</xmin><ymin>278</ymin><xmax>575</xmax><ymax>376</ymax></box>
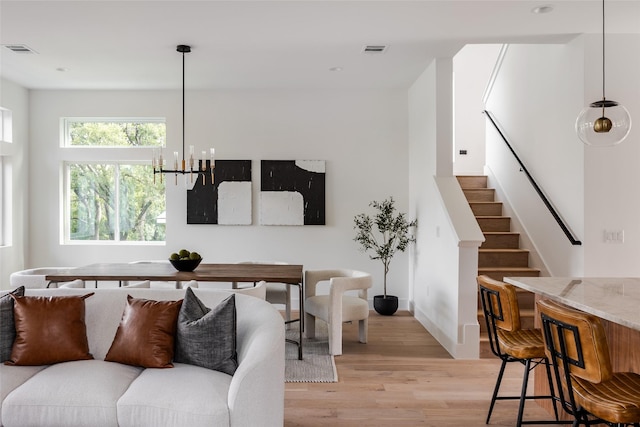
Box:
<box><xmin>575</xmin><ymin>99</ymin><xmax>632</xmax><ymax>147</ymax></box>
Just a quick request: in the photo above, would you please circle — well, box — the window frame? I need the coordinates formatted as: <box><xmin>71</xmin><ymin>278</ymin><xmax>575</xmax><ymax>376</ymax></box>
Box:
<box><xmin>60</xmin><ymin>117</ymin><xmax>166</xmax><ymax>245</ymax></box>
<box><xmin>0</xmin><ymin>107</ymin><xmax>13</xmax><ymax>248</ymax></box>
<box><xmin>62</xmin><ymin>117</ymin><xmax>165</xmax><ymax>148</ymax></box>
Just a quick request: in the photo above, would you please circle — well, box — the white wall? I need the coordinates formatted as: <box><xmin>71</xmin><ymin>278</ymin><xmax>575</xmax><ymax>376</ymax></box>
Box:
<box><xmin>409</xmin><ymin>59</ymin><xmax>483</xmax><ymax>358</ymax></box>
<box><xmin>583</xmin><ymin>34</ymin><xmax>640</xmax><ymax>276</ymax></box>
<box><xmin>0</xmin><ymin>78</ymin><xmax>28</xmax><ymax>286</ymax></box>
<box><xmin>20</xmin><ymin>88</ymin><xmax>414</xmax><ymax>305</ymax></box>
<box><xmin>485</xmin><ymin>41</ymin><xmax>585</xmax><ymax>276</ymax></box>
<box><xmin>453</xmin><ymin>44</ymin><xmax>502</xmax><ymax>176</ymax></box>
<box><xmin>409</xmin><ymin>62</ymin><xmax>437</xmax><ymax>311</ymax></box>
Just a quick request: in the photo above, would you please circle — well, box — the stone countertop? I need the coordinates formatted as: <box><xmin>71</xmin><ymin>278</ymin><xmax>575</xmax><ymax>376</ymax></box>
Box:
<box><xmin>504</xmin><ymin>276</ymin><xmax>640</xmax><ymax>331</ymax></box>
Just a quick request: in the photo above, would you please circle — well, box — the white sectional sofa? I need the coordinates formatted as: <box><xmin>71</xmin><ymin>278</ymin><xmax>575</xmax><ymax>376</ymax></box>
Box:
<box><xmin>0</xmin><ymin>287</ymin><xmax>285</xmax><ymax>427</ymax></box>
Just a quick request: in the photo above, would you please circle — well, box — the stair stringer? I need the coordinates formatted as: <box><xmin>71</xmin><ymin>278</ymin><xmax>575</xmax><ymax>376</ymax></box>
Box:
<box><xmin>484</xmin><ymin>165</ymin><xmax>551</xmax><ymax>277</ymax></box>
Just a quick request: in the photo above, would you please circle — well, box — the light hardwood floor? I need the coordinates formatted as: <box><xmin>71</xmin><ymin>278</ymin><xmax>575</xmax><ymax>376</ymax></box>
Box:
<box><xmin>285</xmin><ymin>311</ymin><xmax>555</xmax><ymax>426</ymax></box>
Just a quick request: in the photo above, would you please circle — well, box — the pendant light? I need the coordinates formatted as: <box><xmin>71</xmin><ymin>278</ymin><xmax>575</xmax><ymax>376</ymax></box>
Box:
<box><xmin>575</xmin><ymin>0</ymin><xmax>631</xmax><ymax>147</ymax></box>
<box><xmin>153</xmin><ymin>44</ymin><xmax>215</xmax><ymax>185</ymax></box>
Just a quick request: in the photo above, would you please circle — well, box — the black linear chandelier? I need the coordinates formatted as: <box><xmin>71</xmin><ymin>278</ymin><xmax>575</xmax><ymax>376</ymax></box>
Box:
<box><xmin>575</xmin><ymin>0</ymin><xmax>631</xmax><ymax>147</ymax></box>
<box><xmin>153</xmin><ymin>45</ymin><xmax>215</xmax><ymax>184</ymax></box>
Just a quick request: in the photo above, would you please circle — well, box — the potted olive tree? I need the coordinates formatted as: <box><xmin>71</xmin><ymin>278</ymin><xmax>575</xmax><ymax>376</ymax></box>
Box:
<box><xmin>353</xmin><ymin>197</ymin><xmax>417</xmax><ymax>315</ymax></box>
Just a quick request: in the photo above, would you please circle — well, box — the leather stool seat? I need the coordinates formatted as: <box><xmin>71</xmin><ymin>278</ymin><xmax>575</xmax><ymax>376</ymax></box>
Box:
<box><xmin>497</xmin><ymin>328</ymin><xmax>547</xmax><ymax>360</ymax></box>
<box><xmin>538</xmin><ymin>298</ymin><xmax>640</xmax><ymax>427</ymax></box>
<box><xmin>573</xmin><ymin>373</ymin><xmax>640</xmax><ymax>424</ymax></box>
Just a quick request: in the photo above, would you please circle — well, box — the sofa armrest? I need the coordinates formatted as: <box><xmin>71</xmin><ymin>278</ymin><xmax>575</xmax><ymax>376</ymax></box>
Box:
<box><xmin>227</xmin><ymin>295</ymin><xmax>285</xmax><ymax>427</ymax></box>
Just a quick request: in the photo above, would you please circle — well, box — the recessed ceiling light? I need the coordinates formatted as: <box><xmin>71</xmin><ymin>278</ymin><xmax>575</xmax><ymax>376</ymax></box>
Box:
<box><xmin>531</xmin><ymin>5</ymin><xmax>554</xmax><ymax>14</ymax></box>
<box><xmin>329</xmin><ymin>67</ymin><xmax>343</xmax><ymax>72</ymax></box>
<box><xmin>56</xmin><ymin>67</ymin><xmax>68</xmax><ymax>72</ymax></box>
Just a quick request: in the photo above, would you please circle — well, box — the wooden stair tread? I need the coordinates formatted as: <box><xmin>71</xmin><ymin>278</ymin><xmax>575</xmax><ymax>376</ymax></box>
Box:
<box><xmin>483</xmin><ymin>231</ymin><xmax>519</xmax><ymax>235</ymax></box>
<box><xmin>459</xmin><ymin>174</ymin><xmax>542</xmax><ymax>350</ymax></box>
<box><xmin>478</xmin><ymin>267</ymin><xmax>541</xmax><ymax>276</ymax></box>
<box><xmin>479</xmin><ymin>248</ymin><xmax>528</xmax><ymax>253</ymax></box>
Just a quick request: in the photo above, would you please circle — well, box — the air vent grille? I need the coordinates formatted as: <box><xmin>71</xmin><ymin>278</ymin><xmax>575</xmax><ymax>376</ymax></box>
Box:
<box><xmin>3</xmin><ymin>44</ymin><xmax>38</xmax><ymax>54</ymax></box>
<box><xmin>362</xmin><ymin>45</ymin><xmax>388</xmax><ymax>54</ymax></box>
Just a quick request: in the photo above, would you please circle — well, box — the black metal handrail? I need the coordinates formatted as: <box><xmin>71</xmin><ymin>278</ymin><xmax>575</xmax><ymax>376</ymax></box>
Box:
<box><xmin>483</xmin><ymin>110</ymin><xmax>582</xmax><ymax>246</ymax></box>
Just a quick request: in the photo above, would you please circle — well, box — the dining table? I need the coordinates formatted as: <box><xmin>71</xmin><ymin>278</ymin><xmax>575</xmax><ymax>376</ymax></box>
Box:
<box><xmin>46</xmin><ymin>262</ymin><xmax>305</xmax><ymax>359</ymax></box>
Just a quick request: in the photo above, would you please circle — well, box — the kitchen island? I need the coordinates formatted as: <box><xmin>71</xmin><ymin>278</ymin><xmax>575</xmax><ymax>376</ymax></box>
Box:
<box><xmin>504</xmin><ymin>276</ymin><xmax>640</xmax><ymax>418</ymax></box>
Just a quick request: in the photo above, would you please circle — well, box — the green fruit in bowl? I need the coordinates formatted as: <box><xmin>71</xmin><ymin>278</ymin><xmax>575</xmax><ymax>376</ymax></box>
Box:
<box><xmin>169</xmin><ymin>253</ymin><xmax>180</xmax><ymax>260</ymax></box>
<box><xmin>178</xmin><ymin>249</ymin><xmax>190</xmax><ymax>258</ymax></box>
<box><xmin>189</xmin><ymin>252</ymin><xmax>201</xmax><ymax>260</ymax></box>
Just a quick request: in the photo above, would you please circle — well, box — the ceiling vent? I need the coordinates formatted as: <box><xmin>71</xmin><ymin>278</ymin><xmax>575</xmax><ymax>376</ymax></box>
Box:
<box><xmin>362</xmin><ymin>45</ymin><xmax>388</xmax><ymax>54</ymax></box>
<box><xmin>3</xmin><ymin>44</ymin><xmax>38</xmax><ymax>54</ymax></box>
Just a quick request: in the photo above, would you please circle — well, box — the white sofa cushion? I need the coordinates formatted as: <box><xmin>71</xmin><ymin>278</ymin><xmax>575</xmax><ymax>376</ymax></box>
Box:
<box><xmin>0</xmin><ymin>364</ymin><xmax>46</xmax><ymax>423</ymax></box>
<box><xmin>2</xmin><ymin>360</ymin><xmax>142</xmax><ymax>427</ymax></box>
<box><xmin>117</xmin><ymin>363</ymin><xmax>232</xmax><ymax>427</ymax></box>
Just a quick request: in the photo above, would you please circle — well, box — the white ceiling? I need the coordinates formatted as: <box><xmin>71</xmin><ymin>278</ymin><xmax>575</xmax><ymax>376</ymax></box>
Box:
<box><xmin>1</xmin><ymin>0</ymin><xmax>639</xmax><ymax>90</ymax></box>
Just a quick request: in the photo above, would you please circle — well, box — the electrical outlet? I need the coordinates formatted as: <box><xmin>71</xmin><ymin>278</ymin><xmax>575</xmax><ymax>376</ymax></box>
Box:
<box><xmin>459</xmin><ymin>149</ymin><xmax>467</xmax><ymax>155</ymax></box>
<box><xmin>603</xmin><ymin>229</ymin><xmax>624</xmax><ymax>243</ymax></box>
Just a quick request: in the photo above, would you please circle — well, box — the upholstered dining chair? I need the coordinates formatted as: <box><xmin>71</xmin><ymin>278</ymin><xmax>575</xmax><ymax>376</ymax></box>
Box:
<box><xmin>232</xmin><ymin>261</ymin><xmax>292</xmax><ymax>323</ymax></box>
<box><xmin>57</xmin><ymin>279</ymin><xmax>89</xmax><ymax>288</ymax></box>
<box><xmin>477</xmin><ymin>275</ymin><xmax>564</xmax><ymax>427</ymax></box>
<box><xmin>304</xmin><ymin>269</ymin><xmax>372</xmax><ymax>356</ymax></box>
<box><xmin>537</xmin><ymin>299</ymin><xmax>640</xmax><ymax>427</ymax></box>
<box><xmin>9</xmin><ymin>267</ymin><xmax>85</xmax><ymax>289</ymax></box>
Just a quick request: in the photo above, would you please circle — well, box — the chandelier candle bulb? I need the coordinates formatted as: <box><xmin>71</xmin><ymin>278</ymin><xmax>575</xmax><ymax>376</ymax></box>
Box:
<box><xmin>210</xmin><ymin>148</ymin><xmax>215</xmax><ymax>184</ymax></box>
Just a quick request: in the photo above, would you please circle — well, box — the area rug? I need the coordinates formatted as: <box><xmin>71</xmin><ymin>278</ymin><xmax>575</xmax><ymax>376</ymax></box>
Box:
<box><xmin>285</xmin><ymin>321</ymin><xmax>337</xmax><ymax>383</ymax></box>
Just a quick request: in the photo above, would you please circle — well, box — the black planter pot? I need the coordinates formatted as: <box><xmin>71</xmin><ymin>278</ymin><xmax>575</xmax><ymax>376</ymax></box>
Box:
<box><xmin>373</xmin><ymin>295</ymin><xmax>399</xmax><ymax>316</ymax></box>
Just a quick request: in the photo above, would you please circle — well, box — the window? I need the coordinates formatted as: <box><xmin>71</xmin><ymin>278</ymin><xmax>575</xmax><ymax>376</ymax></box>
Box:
<box><xmin>0</xmin><ymin>156</ymin><xmax>5</xmax><ymax>246</ymax></box>
<box><xmin>0</xmin><ymin>107</ymin><xmax>12</xmax><ymax>247</ymax></box>
<box><xmin>63</xmin><ymin>118</ymin><xmax>164</xmax><ymax>147</ymax></box>
<box><xmin>62</xmin><ymin>119</ymin><xmax>166</xmax><ymax>243</ymax></box>
<box><xmin>0</xmin><ymin>108</ymin><xmax>12</xmax><ymax>143</ymax></box>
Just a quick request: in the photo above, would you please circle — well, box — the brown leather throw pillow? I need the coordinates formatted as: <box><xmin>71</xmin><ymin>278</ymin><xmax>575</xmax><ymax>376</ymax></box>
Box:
<box><xmin>6</xmin><ymin>293</ymin><xmax>94</xmax><ymax>366</ymax></box>
<box><xmin>105</xmin><ymin>295</ymin><xmax>182</xmax><ymax>368</ymax></box>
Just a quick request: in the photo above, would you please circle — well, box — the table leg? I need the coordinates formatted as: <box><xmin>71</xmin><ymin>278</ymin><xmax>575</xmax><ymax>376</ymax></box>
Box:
<box><xmin>284</xmin><ymin>282</ymin><xmax>303</xmax><ymax>360</ymax></box>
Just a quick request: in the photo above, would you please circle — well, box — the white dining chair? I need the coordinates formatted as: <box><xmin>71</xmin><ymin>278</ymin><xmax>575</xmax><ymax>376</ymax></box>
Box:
<box><xmin>232</xmin><ymin>261</ymin><xmax>292</xmax><ymax>323</ymax></box>
<box><xmin>304</xmin><ymin>269</ymin><xmax>372</xmax><ymax>356</ymax></box>
<box><xmin>9</xmin><ymin>267</ymin><xmax>86</xmax><ymax>289</ymax></box>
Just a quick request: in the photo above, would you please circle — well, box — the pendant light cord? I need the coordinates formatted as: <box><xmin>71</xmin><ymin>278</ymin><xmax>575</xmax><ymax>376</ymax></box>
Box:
<box><xmin>602</xmin><ymin>0</ymin><xmax>606</xmax><ymax>102</ymax></box>
<box><xmin>182</xmin><ymin>49</ymin><xmax>186</xmax><ymax>163</ymax></box>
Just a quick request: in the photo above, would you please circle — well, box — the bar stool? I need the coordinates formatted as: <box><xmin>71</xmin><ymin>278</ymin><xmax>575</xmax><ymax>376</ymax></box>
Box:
<box><xmin>537</xmin><ymin>299</ymin><xmax>640</xmax><ymax>427</ymax></box>
<box><xmin>477</xmin><ymin>275</ymin><xmax>563</xmax><ymax>426</ymax></box>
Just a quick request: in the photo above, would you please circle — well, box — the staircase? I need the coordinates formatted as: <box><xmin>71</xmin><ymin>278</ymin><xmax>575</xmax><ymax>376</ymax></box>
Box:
<box><xmin>456</xmin><ymin>175</ymin><xmax>540</xmax><ymax>358</ymax></box>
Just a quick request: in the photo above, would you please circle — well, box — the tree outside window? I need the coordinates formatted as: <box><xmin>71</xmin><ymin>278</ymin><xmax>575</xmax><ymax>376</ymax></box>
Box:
<box><xmin>65</xmin><ymin>120</ymin><xmax>166</xmax><ymax>242</ymax></box>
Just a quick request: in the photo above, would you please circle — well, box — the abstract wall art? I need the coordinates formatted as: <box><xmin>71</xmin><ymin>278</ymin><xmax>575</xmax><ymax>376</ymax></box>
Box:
<box><xmin>187</xmin><ymin>160</ymin><xmax>252</xmax><ymax>225</ymax></box>
<box><xmin>260</xmin><ymin>160</ymin><xmax>325</xmax><ymax>225</ymax></box>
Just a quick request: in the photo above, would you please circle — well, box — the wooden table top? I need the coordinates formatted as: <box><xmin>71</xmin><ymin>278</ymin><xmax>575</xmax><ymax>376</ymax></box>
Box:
<box><xmin>45</xmin><ymin>262</ymin><xmax>304</xmax><ymax>284</ymax></box>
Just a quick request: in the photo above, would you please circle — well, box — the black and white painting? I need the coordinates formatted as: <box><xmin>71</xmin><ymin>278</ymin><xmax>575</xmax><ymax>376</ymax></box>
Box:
<box><xmin>260</xmin><ymin>160</ymin><xmax>325</xmax><ymax>225</ymax></box>
<box><xmin>187</xmin><ymin>160</ymin><xmax>252</xmax><ymax>225</ymax></box>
